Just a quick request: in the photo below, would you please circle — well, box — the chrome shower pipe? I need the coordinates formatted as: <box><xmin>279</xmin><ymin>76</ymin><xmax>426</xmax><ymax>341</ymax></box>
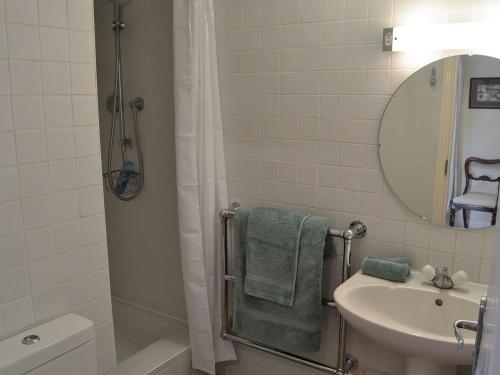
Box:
<box><xmin>105</xmin><ymin>1</ymin><xmax>144</xmax><ymax>201</ymax></box>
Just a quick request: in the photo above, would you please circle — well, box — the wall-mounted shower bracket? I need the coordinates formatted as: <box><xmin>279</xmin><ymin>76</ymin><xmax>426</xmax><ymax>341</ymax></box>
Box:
<box><xmin>112</xmin><ymin>21</ymin><xmax>125</xmax><ymax>30</ymax></box>
<box><xmin>130</xmin><ymin>97</ymin><xmax>145</xmax><ymax>111</ymax></box>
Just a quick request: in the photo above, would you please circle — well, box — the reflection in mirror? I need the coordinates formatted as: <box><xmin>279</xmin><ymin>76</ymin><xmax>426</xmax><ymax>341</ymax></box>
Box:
<box><xmin>380</xmin><ymin>55</ymin><xmax>500</xmax><ymax>230</ymax></box>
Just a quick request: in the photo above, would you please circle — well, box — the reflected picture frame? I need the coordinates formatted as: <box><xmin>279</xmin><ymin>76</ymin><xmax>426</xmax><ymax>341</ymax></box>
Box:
<box><xmin>469</xmin><ymin>77</ymin><xmax>500</xmax><ymax>109</ymax></box>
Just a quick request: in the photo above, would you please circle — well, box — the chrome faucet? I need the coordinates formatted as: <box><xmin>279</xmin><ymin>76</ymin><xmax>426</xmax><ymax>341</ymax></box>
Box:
<box><xmin>432</xmin><ymin>267</ymin><xmax>454</xmax><ymax>289</ymax></box>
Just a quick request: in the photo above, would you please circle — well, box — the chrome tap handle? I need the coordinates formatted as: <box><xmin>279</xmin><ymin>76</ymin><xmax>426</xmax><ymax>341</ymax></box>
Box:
<box><xmin>432</xmin><ymin>267</ymin><xmax>454</xmax><ymax>289</ymax></box>
<box><xmin>454</xmin><ymin>319</ymin><xmax>478</xmax><ymax>351</ymax></box>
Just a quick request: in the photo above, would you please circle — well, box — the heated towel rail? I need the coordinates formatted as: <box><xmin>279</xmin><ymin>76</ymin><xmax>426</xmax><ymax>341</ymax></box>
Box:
<box><xmin>220</xmin><ymin>204</ymin><xmax>367</xmax><ymax>375</ymax></box>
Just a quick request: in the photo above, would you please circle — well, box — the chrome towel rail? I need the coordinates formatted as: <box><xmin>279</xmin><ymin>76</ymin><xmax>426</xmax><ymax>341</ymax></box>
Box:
<box><xmin>220</xmin><ymin>205</ymin><xmax>367</xmax><ymax>375</ymax></box>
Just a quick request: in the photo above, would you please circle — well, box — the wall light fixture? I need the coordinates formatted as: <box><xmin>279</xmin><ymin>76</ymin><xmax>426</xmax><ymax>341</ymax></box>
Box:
<box><xmin>383</xmin><ymin>23</ymin><xmax>498</xmax><ymax>53</ymax></box>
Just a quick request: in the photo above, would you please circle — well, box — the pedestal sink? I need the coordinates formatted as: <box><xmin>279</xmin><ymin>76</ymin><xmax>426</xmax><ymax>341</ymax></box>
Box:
<box><xmin>334</xmin><ymin>271</ymin><xmax>487</xmax><ymax>375</ymax></box>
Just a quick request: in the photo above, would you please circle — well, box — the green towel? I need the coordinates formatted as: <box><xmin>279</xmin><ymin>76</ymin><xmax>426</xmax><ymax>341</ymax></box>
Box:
<box><xmin>233</xmin><ymin>207</ymin><xmax>334</xmax><ymax>353</ymax></box>
<box><xmin>245</xmin><ymin>207</ymin><xmax>310</xmax><ymax>306</ymax></box>
<box><xmin>361</xmin><ymin>256</ymin><xmax>412</xmax><ymax>282</ymax></box>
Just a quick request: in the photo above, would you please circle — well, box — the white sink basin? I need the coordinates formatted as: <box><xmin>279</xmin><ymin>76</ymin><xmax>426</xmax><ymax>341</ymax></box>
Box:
<box><xmin>334</xmin><ymin>271</ymin><xmax>487</xmax><ymax>374</ymax></box>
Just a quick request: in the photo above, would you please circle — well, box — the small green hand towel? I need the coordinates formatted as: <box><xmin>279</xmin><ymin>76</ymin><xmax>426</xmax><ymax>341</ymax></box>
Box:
<box><xmin>361</xmin><ymin>256</ymin><xmax>412</xmax><ymax>282</ymax></box>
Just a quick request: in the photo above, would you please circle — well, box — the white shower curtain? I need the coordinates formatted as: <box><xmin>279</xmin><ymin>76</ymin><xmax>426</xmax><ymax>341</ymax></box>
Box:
<box><xmin>172</xmin><ymin>0</ymin><xmax>236</xmax><ymax>373</ymax></box>
<box><xmin>476</xmin><ymin>229</ymin><xmax>500</xmax><ymax>374</ymax></box>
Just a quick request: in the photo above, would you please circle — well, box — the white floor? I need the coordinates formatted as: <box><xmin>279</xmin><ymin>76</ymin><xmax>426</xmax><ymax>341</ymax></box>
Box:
<box><xmin>109</xmin><ymin>298</ymin><xmax>191</xmax><ymax>375</ymax></box>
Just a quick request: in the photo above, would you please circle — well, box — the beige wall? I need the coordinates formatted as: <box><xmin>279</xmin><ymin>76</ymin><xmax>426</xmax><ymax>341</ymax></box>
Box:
<box><xmin>213</xmin><ymin>0</ymin><xmax>497</xmax><ymax>373</ymax></box>
<box><xmin>94</xmin><ymin>0</ymin><xmax>186</xmax><ymax>320</ymax></box>
<box><xmin>0</xmin><ymin>0</ymin><xmax>115</xmax><ymax>373</ymax></box>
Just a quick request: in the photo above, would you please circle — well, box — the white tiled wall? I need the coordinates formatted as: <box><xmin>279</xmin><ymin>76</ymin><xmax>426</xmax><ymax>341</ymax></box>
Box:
<box><xmin>0</xmin><ymin>0</ymin><xmax>115</xmax><ymax>373</ymax></box>
<box><xmin>214</xmin><ymin>0</ymin><xmax>499</xmax><ymax>373</ymax></box>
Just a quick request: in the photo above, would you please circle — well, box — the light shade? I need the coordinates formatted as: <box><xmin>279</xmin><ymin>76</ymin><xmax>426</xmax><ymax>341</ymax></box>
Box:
<box><xmin>390</xmin><ymin>23</ymin><xmax>498</xmax><ymax>52</ymax></box>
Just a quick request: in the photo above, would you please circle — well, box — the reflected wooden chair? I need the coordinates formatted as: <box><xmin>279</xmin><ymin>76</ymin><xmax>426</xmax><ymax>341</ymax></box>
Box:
<box><xmin>449</xmin><ymin>157</ymin><xmax>500</xmax><ymax>228</ymax></box>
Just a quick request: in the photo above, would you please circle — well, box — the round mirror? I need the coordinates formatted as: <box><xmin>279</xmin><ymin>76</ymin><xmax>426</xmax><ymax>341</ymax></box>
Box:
<box><xmin>379</xmin><ymin>55</ymin><xmax>500</xmax><ymax>230</ymax></box>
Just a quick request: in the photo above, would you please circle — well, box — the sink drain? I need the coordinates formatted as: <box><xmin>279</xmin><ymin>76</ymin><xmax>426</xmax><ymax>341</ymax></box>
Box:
<box><xmin>435</xmin><ymin>299</ymin><xmax>443</xmax><ymax>306</ymax></box>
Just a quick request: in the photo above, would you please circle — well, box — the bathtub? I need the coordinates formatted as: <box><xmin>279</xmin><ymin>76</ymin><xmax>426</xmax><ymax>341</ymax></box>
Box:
<box><xmin>108</xmin><ymin>297</ymin><xmax>191</xmax><ymax>375</ymax></box>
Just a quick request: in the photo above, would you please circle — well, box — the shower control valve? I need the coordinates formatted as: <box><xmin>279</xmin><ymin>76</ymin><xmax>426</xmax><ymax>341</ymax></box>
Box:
<box><xmin>122</xmin><ymin>138</ymin><xmax>132</xmax><ymax>149</ymax></box>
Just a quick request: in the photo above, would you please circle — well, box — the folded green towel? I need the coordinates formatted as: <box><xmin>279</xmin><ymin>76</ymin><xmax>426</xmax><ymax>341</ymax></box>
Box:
<box><xmin>245</xmin><ymin>207</ymin><xmax>310</xmax><ymax>306</ymax></box>
<box><xmin>361</xmin><ymin>256</ymin><xmax>412</xmax><ymax>282</ymax></box>
<box><xmin>233</xmin><ymin>207</ymin><xmax>333</xmax><ymax>353</ymax></box>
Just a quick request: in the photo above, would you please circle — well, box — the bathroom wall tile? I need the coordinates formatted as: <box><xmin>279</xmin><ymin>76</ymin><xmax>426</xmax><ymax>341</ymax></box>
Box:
<box><xmin>51</xmin><ymin>190</ymin><xmax>79</xmax><ymax>223</ymax></box>
<box><xmin>5</xmin><ymin>0</ymin><xmax>38</xmax><ymax>24</ymax></box>
<box><xmin>381</xmin><ymin>219</ymin><xmax>405</xmax><ymax>244</ymax></box>
<box><xmin>368</xmin><ymin>0</ymin><xmax>393</xmax><ymax>18</ymax></box>
<box><xmin>15</xmin><ymin>131</ymin><xmax>48</xmax><ymax>164</ymax></box>
<box><xmin>0</xmin><ymin>201</ymin><xmax>23</xmax><ymax>236</ymax></box>
<box><xmin>479</xmin><ymin>260</ymin><xmax>491</xmax><ymax>284</ymax></box>
<box><xmin>86</xmin><ymin>268</ymin><xmax>110</xmax><ymax>301</ymax></box>
<box><xmin>70</xmin><ymin>64</ymin><xmax>96</xmax><ymax>94</ymax></box>
<box><xmin>89</xmin><ymin>295</ymin><xmax>112</xmax><ymax>325</ymax></box>
<box><xmin>318</xmin><ymin>165</ymin><xmax>339</xmax><ymax>187</ymax></box>
<box><xmin>7</xmin><ymin>24</ymin><xmax>40</xmax><ymax>60</ymax></box>
<box><xmin>67</xmin><ymin>0</ymin><xmax>94</xmax><ymax>31</ymax></box>
<box><xmin>79</xmin><ymin>185</ymin><xmax>104</xmax><ymax>217</ymax></box>
<box><xmin>96</xmin><ymin>345</ymin><xmax>117</xmax><ymax>375</ymax></box>
<box><xmin>482</xmin><ymin>233</ymin><xmax>494</xmax><ymax>260</ymax></box>
<box><xmin>21</xmin><ymin>195</ymin><xmax>52</xmax><ymax>229</ymax></box>
<box><xmin>0</xmin><ymin>132</ymin><xmax>17</xmax><ymax>167</ymax></box>
<box><xmin>0</xmin><ymin>61</ymin><xmax>10</xmax><ymax>95</ymax></box>
<box><xmin>57</xmin><ymin>248</ymin><xmax>85</xmax><ymax>281</ymax></box>
<box><xmin>0</xmin><ymin>234</ymin><xmax>26</xmax><ymax>272</ymax></box>
<box><xmin>9</xmin><ymin>61</ymin><xmax>42</xmax><ymax>95</ymax></box>
<box><xmin>61</xmin><ymin>276</ymin><xmax>87</xmax><ymax>309</ymax></box>
<box><xmin>74</xmin><ymin>127</ymin><xmax>99</xmax><ymax>157</ymax></box>
<box><xmin>40</xmin><ymin>27</ymin><xmax>69</xmax><ymax>61</ymax></box>
<box><xmin>0</xmin><ymin>97</ymin><xmax>14</xmax><ymax>131</ymax></box>
<box><xmin>344</xmin><ymin>19</ymin><xmax>367</xmax><ymax>44</ymax></box>
<box><xmin>38</xmin><ymin>0</ymin><xmax>68</xmax><ymax>28</ymax></box>
<box><xmin>1</xmin><ymin>296</ymin><xmax>34</xmax><ymax>333</ymax></box>
<box><xmin>454</xmin><ymin>255</ymin><xmax>480</xmax><ymax>282</ymax></box>
<box><xmin>32</xmin><ymin>286</ymin><xmax>63</xmax><ymax>321</ymax></box>
<box><xmin>0</xmin><ymin>266</ymin><xmax>30</xmax><ymax>302</ymax></box>
<box><xmin>427</xmin><ymin>250</ymin><xmax>453</xmax><ymax>270</ymax></box>
<box><xmin>81</xmin><ymin>213</ymin><xmax>106</xmax><ymax>245</ymax></box>
<box><xmin>0</xmin><ymin>167</ymin><xmax>19</xmax><ymax>202</ymax></box>
<box><xmin>41</xmin><ymin>62</ymin><xmax>71</xmax><ymax>94</ymax></box>
<box><xmin>47</xmin><ymin>128</ymin><xmax>75</xmax><ymax>160</ymax></box>
<box><xmin>12</xmin><ymin>96</ymin><xmax>44</xmax><ymax>130</ymax></box>
<box><xmin>69</xmin><ymin>30</ymin><xmax>94</xmax><ymax>63</ymax></box>
<box><xmin>49</xmin><ymin>159</ymin><xmax>77</xmax><ymax>191</ymax></box>
<box><xmin>95</xmin><ymin>320</ymin><xmax>114</xmax><ymax>351</ymax></box>
<box><xmin>83</xmin><ymin>242</ymin><xmax>108</xmax><ymax>273</ymax></box>
<box><xmin>54</xmin><ymin>219</ymin><xmax>81</xmax><ymax>253</ymax></box>
<box><xmin>25</xmin><ymin>225</ymin><xmax>55</xmax><ymax>261</ymax></box>
<box><xmin>29</xmin><ymin>256</ymin><xmax>58</xmax><ymax>291</ymax></box>
<box><xmin>75</xmin><ymin>156</ymin><xmax>102</xmax><ymax>186</ymax></box>
<box><xmin>72</xmin><ymin>96</ymin><xmax>98</xmax><ymax>126</ymax></box>
<box><xmin>322</xmin><ymin>21</ymin><xmax>344</xmax><ymax>45</ymax></box>
<box><xmin>404</xmin><ymin>222</ymin><xmax>430</xmax><ymax>249</ymax></box>
<box><xmin>44</xmin><ymin>96</ymin><xmax>73</xmax><ymax>128</ymax></box>
<box><xmin>429</xmin><ymin>226</ymin><xmax>456</xmax><ymax>253</ymax></box>
<box><xmin>455</xmin><ymin>231</ymin><xmax>484</xmax><ymax>258</ymax></box>
<box><xmin>345</xmin><ymin>0</ymin><xmax>368</xmax><ymax>19</ymax></box>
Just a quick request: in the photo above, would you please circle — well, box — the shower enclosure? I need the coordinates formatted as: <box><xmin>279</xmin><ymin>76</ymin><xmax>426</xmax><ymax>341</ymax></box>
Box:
<box><xmin>93</xmin><ymin>0</ymin><xmax>189</xmax><ymax>373</ymax></box>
